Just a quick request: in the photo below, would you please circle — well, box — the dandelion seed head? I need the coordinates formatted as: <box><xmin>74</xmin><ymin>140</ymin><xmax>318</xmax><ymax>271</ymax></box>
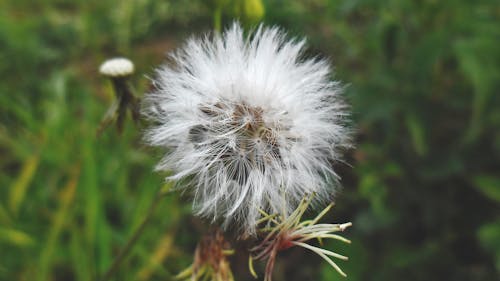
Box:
<box><xmin>143</xmin><ymin>23</ymin><xmax>351</xmax><ymax>233</ymax></box>
<box><xmin>99</xmin><ymin>57</ymin><xmax>135</xmax><ymax>77</ymax></box>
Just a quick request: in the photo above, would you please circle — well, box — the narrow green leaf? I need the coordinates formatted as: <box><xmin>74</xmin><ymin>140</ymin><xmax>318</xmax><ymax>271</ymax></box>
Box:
<box><xmin>405</xmin><ymin>113</ymin><xmax>427</xmax><ymax>156</ymax></box>
<box><xmin>472</xmin><ymin>175</ymin><xmax>500</xmax><ymax>202</ymax></box>
<box><xmin>0</xmin><ymin>227</ymin><xmax>35</xmax><ymax>247</ymax></box>
<box><xmin>477</xmin><ymin>221</ymin><xmax>500</xmax><ymax>271</ymax></box>
<box><xmin>8</xmin><ymin>153</ymin><xmax>40</xmax><ymax>215</ymax></box>
<box><xmin>38</xmin><ymin>168</ymin><xmax>79</xmax><ymax>281</ymax></box>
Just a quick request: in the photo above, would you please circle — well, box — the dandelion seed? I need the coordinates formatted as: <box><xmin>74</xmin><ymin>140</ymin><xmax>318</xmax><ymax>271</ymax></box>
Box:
<box><xmin>143</xmin><ymin>23</ymin><xmax>351</xmax><ymax>233</ymax></box>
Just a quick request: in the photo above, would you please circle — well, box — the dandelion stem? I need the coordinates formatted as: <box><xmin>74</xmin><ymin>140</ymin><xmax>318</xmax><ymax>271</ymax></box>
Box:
<box><xmin>99</xmin><ymin>189</ymin><xmax>167</xmax><ymax>281</ymax></box>
<box><xmin>213</xmin><ymin>7</ymin><xmax>222</xmax><ymax>33</ymax></box>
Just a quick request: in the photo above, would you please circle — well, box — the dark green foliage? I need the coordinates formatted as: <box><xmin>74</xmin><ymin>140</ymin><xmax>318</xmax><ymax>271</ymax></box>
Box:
<box><xmin>0</xmin><ymin>0</ymin><xmax>498</xmax><ymax>281</ymax></box>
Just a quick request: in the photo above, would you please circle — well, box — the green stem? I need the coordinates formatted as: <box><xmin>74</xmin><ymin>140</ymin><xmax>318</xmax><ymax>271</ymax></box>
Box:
<box><xmin>214</xmin><ymin>7</ymin><xmax>222</xmax><ymax>33</ymax></box>
<box><xmin>99</xmin><ymin>191</ymin><xmax>166</xmax><ymax>281</ymax></box>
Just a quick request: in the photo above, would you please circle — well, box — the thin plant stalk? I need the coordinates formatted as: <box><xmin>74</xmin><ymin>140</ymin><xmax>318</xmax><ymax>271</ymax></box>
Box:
<box><xmin>213</xmin><ymin>7</ymin><xmax>222</xmax><ymax>33</ymax></box>
<box><xmin>99</xmin><ymin>189</ymin><xmax>168</xmax><ymax>281</ymax></box>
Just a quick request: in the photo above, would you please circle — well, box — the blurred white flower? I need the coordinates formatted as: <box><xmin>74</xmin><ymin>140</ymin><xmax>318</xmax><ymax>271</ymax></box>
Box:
<box><xmin>97</xmin><ymin>57</ymin><xmax>139</xmax><ymax>135</ymax></box>
<box><xmin>143</xmin><ymin>23</ymin><xmax>351</xmax><ymax>233</ymax></box>
<box><xmin>99</xmin><ymin>57</ymin><xmax>135</xmax><ymax>77</ymax></box>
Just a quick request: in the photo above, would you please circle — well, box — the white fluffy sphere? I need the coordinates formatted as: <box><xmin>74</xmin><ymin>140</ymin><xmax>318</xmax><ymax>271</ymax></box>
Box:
<box><xmin>143</xmin><ymin>23</ymin><xmax>351</xmax><ymax>233</ymax></box>
<box><xmin>99</xmin><ymin>57</ymin><xmax>134</xmax><ymax>77</ymax></box>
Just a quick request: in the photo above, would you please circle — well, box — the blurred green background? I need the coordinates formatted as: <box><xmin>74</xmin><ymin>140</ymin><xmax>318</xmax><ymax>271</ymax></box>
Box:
<box><xmin>1</xmin><ymin>0</ymin><xmax>499</xmax><ymax>280</ymax></box>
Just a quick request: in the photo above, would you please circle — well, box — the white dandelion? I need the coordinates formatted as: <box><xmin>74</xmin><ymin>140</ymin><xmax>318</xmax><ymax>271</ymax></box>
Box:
<box><xmin>143</xmin><ymin>23</ymin><xmax>351</xmax><ymax>233</ymax></box>
<box><xmin>99</xmin><ymin>57</ymin><xmax>135</xmax><ymax>77</ymax></box>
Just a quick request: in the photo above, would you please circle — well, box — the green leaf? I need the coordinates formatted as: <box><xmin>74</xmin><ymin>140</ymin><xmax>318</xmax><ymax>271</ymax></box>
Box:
<box><xmin>0</xmin><ymin>227</ymin><xmax>35</xmax><ymax>247</ymax></box>
<box><xmin>8</xmin><ymin>153</ymin><xmax>40</xmax><ymax>215</ymax></box>
<box><xmin>477</xmin><ymin>221</ymin><xmax>500</xmax><ymax>271</ymax></box>
<box><xmin>472</xmin><ymin>175</ymin><xmax>500</xmax><ymax>202</ymax></box>
<box><xmin>405</xmin><ymin>113</ymin><xmax>427</xmax><ymax>156</ymax></box>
